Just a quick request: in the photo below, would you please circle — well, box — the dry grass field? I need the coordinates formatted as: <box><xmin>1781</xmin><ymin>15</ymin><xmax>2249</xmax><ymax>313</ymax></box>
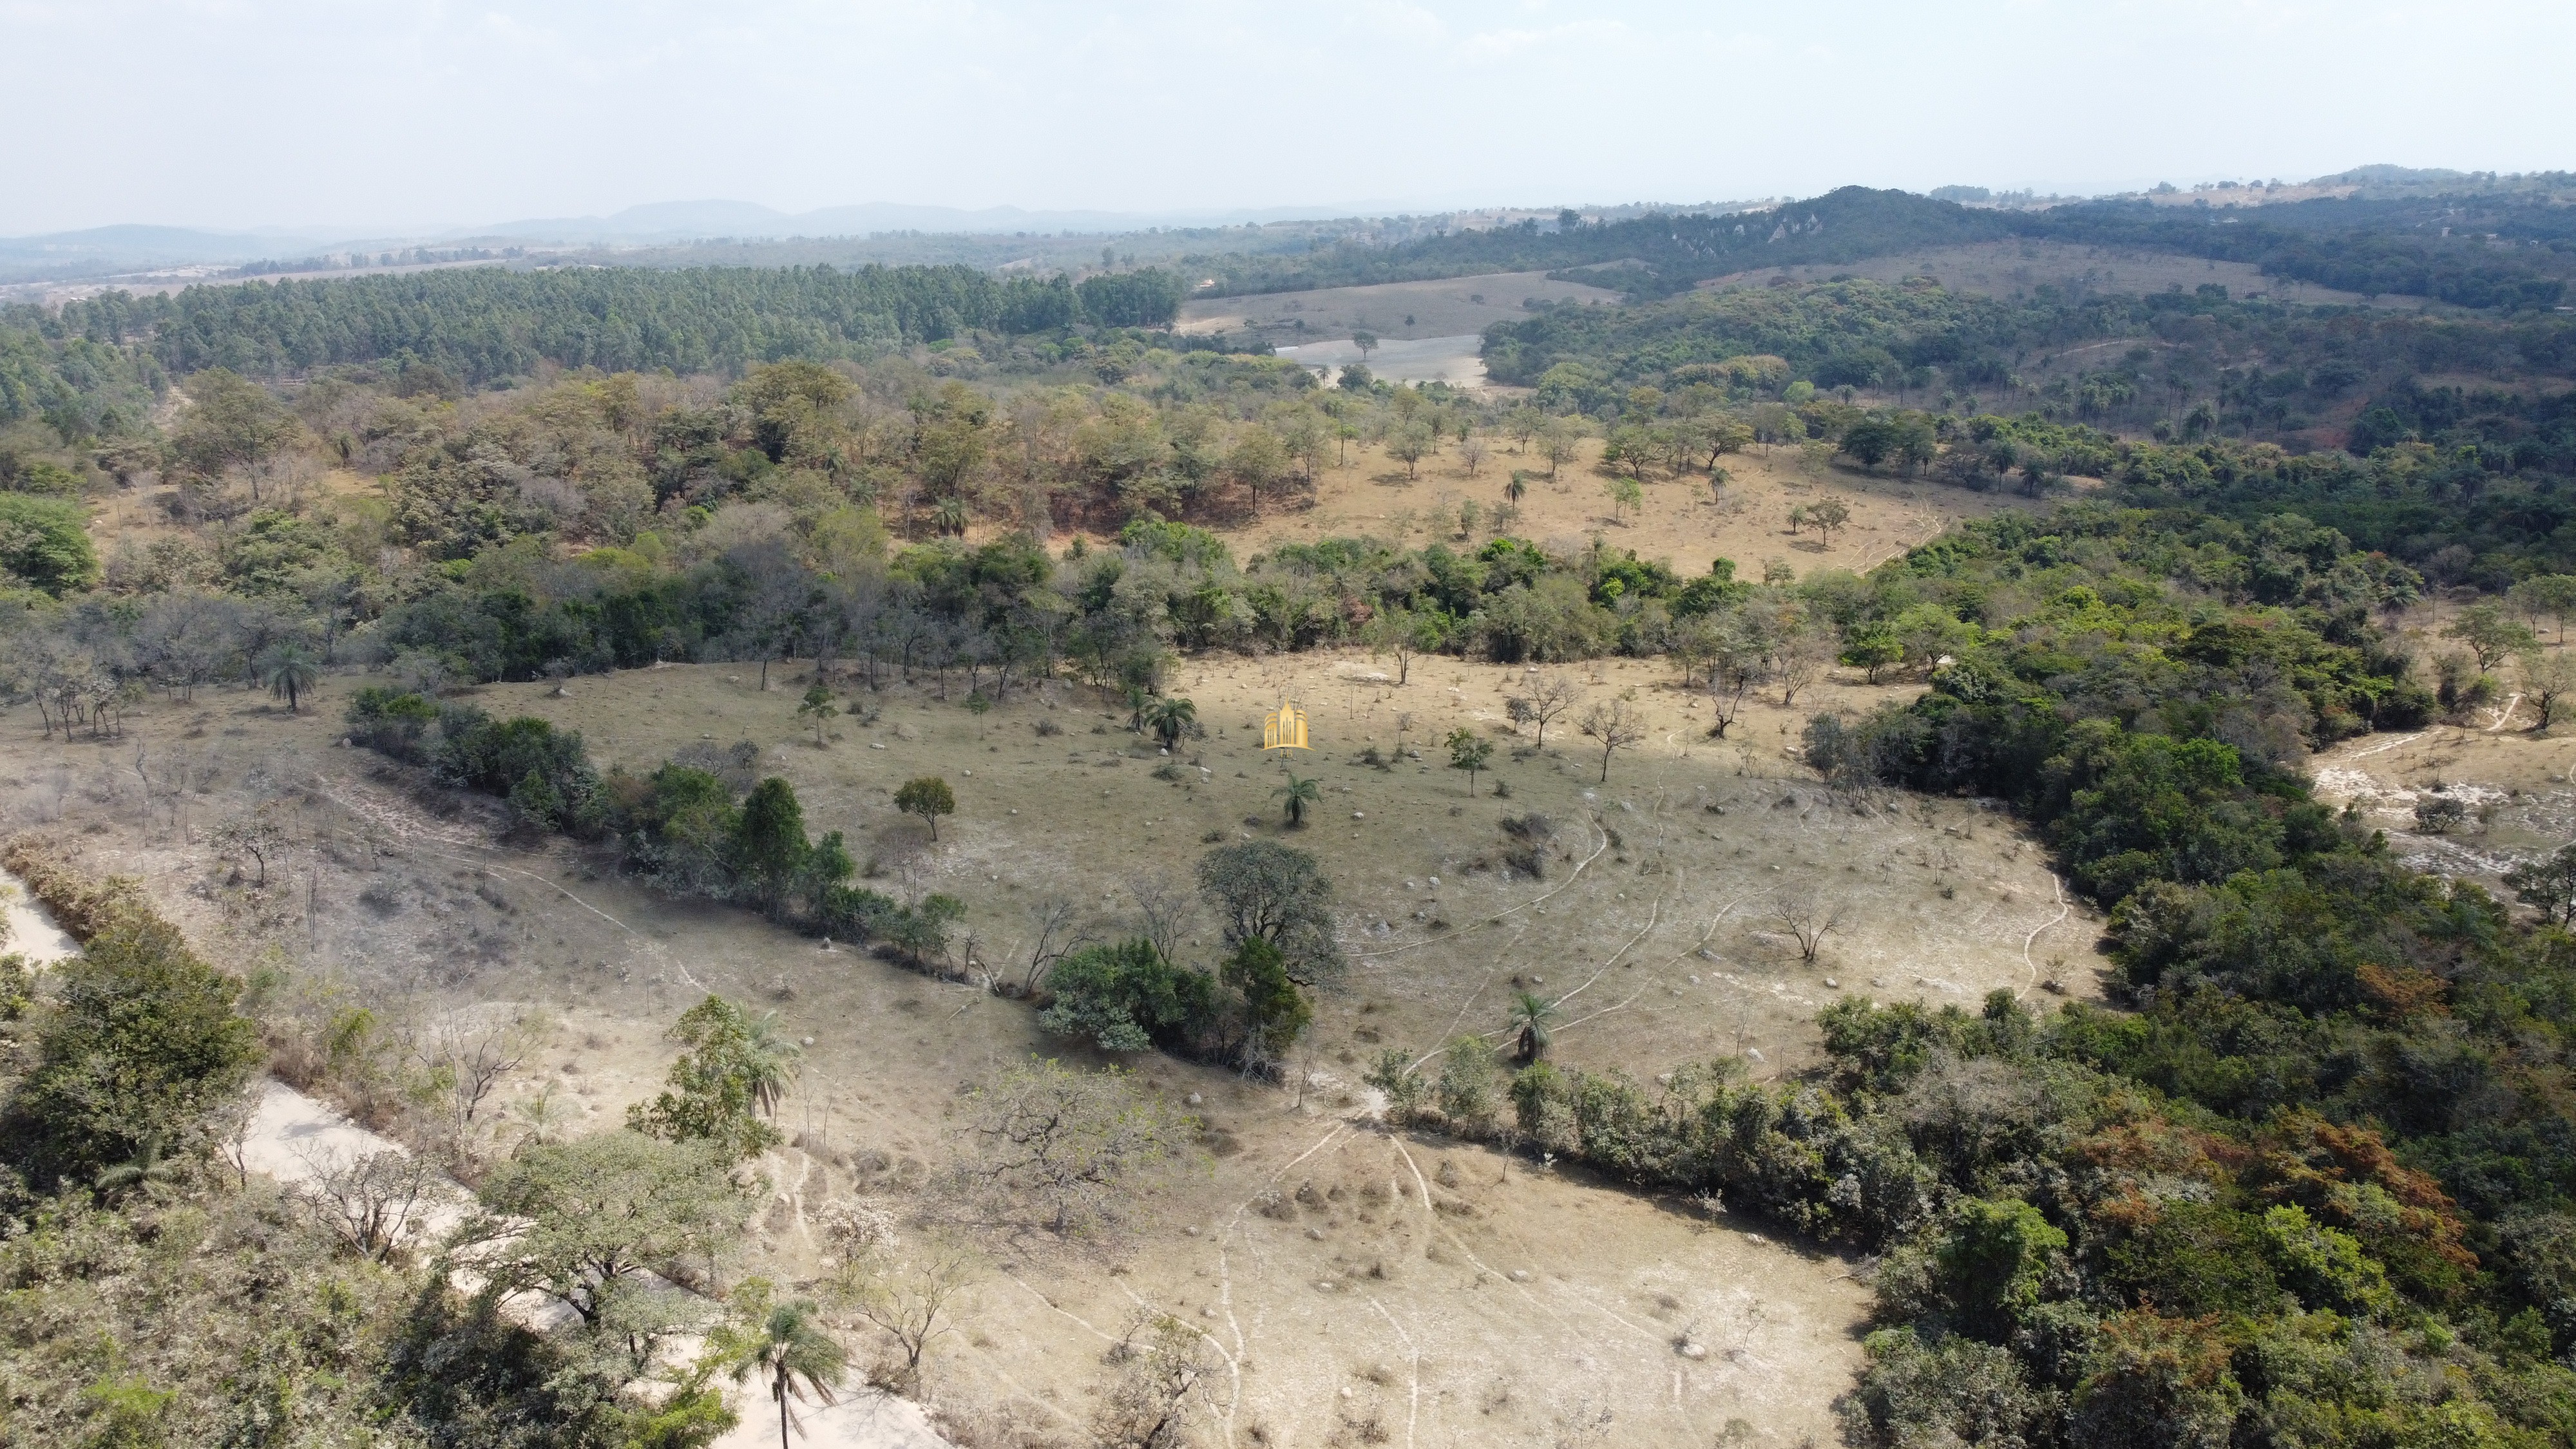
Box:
<box><xmin>1219</xmin><ymin>431</ymin><xmax>2043</xmax><ymax>582</ymax></box>
<box><xmin>1694</xmin><ymin>238</ymin><xmax>2432</xmax><ymax>310</ymax></box>
<box><xmin>0</xmin><ymin>451</ymin><xmax>2111</xmax><ymax>1445</ymax></box>
<box><xmin>1176</xmin><ymin>271</ymin><xmax>1623</xmax><ymax>343</ymax></box>
<box><xmin>0</xmin><ymin>655</ymin><xmax>2100</xmax><ymax>1446</ymax></box>
<box><xmin>0</xmin><ymin>656</ymin><xmax>2099</xmax><ymax>1446</ymax></box>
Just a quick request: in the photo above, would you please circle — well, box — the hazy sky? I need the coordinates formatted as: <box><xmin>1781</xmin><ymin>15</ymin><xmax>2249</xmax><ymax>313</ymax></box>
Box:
<box><xmin>5</xmin><ymin>0</ymin><xmax>2571</xmax><ymax>234</ymax></box>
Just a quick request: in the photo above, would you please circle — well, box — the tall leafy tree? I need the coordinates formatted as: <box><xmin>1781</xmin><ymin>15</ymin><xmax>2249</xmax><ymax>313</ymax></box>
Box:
<box><xmin>731</xmin><ymin>777</ymin><xmax>811</xmax><ymax>916</ymax></box>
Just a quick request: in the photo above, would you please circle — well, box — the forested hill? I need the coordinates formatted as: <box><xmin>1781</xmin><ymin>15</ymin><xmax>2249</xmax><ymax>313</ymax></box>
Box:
<box><xmin>5</xmin><ymin>262</ymin><xmax>1190</xmax><ymax>390</ymax></box>
<box><xmin>1187</xmin><ymin>185</ymin><xmax>2575</xmax><ymax>312</ymax></box>
<box><xmin>1188</xmin><ymin>187</ymin><xmax>2019</xmax><ymax>299</ymax></box>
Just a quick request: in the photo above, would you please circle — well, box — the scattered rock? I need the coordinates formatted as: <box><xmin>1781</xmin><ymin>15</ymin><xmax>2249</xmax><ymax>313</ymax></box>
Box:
<box><xmin>1678</xmin><ymin>1341</ymin><xmax>1709</xmax><ymax>1360</ymax></box>
<box><xmin>870</xmin><ymin>742</ymin><xmax>886</xmax><ymax>750</ymax></box>
<box><xmin>1187</xmin><ymin>1092</ymin><xmax>1203</xmax><ymax>1106</ymax></box>
<box><xmin>1509</xmin><ymin>1269</ymin><xmax>1532</xmax><ymax>1282</ymax></box>
<box><xmin>1746</xmin><ymin>1048</ymin><xmax>1766</xmax><ymax>1064</ymax></box>
<box><xmin>1824</xmin><ymin>978</ymin><xmax>1839</xmax><ymax>989</ymax></box>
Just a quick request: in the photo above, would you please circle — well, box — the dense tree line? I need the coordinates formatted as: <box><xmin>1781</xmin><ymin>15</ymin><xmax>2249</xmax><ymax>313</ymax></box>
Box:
<box><xmin>0</xmin><ymin>260</ymin><xmax>1192</xmax><ymax>430</ymax></box>
<box><xmin>1357</xmin><ymin>499</ymin><xmax>2576</xmax><ymax>1446</ymax></box>
<box><xmin>2038</xmin><ymin>194</ymin><xmax>2576</xmax><ymax>310</ymax></box>
<box><xmin>1186</xmin><ymin>184</ymin><xmax>2573</xmax><ymax>312</ymax></box>
<box><xmin>1482</xmin><ymin>275</ymin><xmax>2576</xmax><ymax>446</ymax></box>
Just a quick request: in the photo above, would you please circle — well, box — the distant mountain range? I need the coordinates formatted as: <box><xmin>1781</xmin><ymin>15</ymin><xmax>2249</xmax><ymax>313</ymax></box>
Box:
<box><xmin>471</xmin><ymin>199</ymin><xmax>1377</xmax><ymax>243</ymax></box>
<box><xmin>8</xmin><ymin>167</ymin><xmax>2570</xmax><ymax>290</ymax></box>
<box><xmin>0</xmin><ymin>200</ymin><xmax>1402</xmax><ymax>286</ymax></box>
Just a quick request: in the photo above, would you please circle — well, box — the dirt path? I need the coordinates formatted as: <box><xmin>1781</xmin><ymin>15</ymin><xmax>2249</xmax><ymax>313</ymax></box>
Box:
<box><xmin>0</xmin><ymin>867</ymin><xmax>79</xmax><ymax>965</ymax></box>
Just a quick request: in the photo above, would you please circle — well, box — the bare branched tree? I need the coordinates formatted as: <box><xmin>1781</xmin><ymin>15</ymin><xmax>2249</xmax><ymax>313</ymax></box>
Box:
<box><xmin>1018</xmin><ymin>898</ymin><xmax>1086</xmax><ymax>996</ymax></box>
<box><xmin>1770</xmin><ymin>622</ymin><xmax>1830</xmax><ymax>708</ymax></box>
<box><xmin>1513</xmin><ymin>673</ymin><xmax>1583</xmax><ymax>749</ymax></box>
<box><xmin>1579</xmin><ymin>698</ymin><xmax>1646</xmax><ymax>783</ymax></box>
<box><xmin>407</xmin><ymin>1014</ymin><xmax>535</xmax><ymax>1162</ymax></box>
<box><xmin>948</xmin><ymin>1059</ymin><xmax>1196</xmax><ymax>1239</ymax></box>
<box><xmin>291</xmin><ymin>1144</ymin><xmax>455</xmax><ymax>1262</ymax></box>
<box><xmin>1092</xmin><ymin>1312</ymin><xmax>1219</xmax><ymax>1449</ymax></box>
<box><xmin>212</xmin><ymin>807</ymin><xmax>290</xmax><ymax>887</ymax></box>
<box><xmin>826</xmin><ymin>1234</ymin><xmax>981</xmax><ymax>1393</ymax></box>
<box><xmin>1769</xmin><ymin>893</ymin><xmax>1846</xmax><ymax>964</ymax></box>
<box><xmin>1128</xmin><ymin>876</ymin><xmax>1196</xmax><ymax>966</ymax></box>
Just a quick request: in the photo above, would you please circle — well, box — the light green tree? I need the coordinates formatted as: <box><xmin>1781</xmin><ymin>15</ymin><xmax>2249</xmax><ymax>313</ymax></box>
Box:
<box><xmin>627</xmin><ymin>996</ymin><xmax>786</xmax><ymax>1157</ymax></box>
<box><xmin>895</xmin><ymin>775</ymin><xmax>957</xmax><ymax>840</ymax></box>
<box><xmin>470</xmin><ymin>1129</ymin><xmax>755</xmax><ymax>1336</ymax></box>
<box><xmin>1386</xmin><ymin>419</ymin><xmax>1435</xmax><ymax>480</ymax></box>
<box><xmin>2445</xmin><ymin>602</ymin><xmax>2534</xmax><ymax>673</ymax></box>
<box><xmin>1604</xmin><ymin>475</ymin><xmax>1643</xmax><ymax>522</ymax></box>
<box><xmin>714</xmin><ymin>1281</ymin><xmax>846</xmax><ymax>1449</ymax></box>
<box><xmin>797</xmin><ymin>683</ymin><xmax>839</xmax><ymax>745</ymax></box>
<box><xmin>1445</xmin><ymin>727</ymin><xmax>1494</xmax><ymax>795</ymax></box>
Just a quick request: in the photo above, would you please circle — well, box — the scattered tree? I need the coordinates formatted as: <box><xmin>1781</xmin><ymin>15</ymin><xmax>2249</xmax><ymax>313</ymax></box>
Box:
<box><xmin>1194</xmin><ymin>839</ymin><xmax>1346</xmax><ymax>986</ymax></box>
<box><xmin>826</xmin><ymin>1233</ymin><xmax>978</xmax><ymax>1394</ymax></box>
<box><xmin>714</xmin><ymin>1282</ymin><xmax>846</xmax><ymax>1449</ymax></box>
<box><xmin>1224</xmin><ymin>936</ymin><xmax>1312</xmax><ymax>1057</ymax></box>
<box><xmin>1446</xmin><ymin>727</ymin><xmax>1494</xmax><ymax>794</ymax></box>
<box><xmin>291</xmin><ymin>1144</ymin><xmax>455</xmax><ymax>1262</ymax></box>
<box><xmin>1806</xmin><ymin>497</ymin><xmax>1853</xmax><ymax>548</ymax></box>
<box><xmin>2445</xmin><ymin>603</ymin><xmax>2533</xmax><ymax>674</ymax></box>
<box><xmin>1142</xmin><ymin>695</ymin><xmax>1197</xmax><ymax>751</ymax></box>
<box><xmin>797</xmin><ymin>683</ymin><xmax>839</xmax><ymax>745</ymax></box>
<box><xmin>895</xmin><ymin>775</ymin><xmax>957</xmax><ymax>840</ymax></box>
<box><xmin>2505</xmin><ymin>842</ymin><xmax>2576</xmax><ymax>927</ymax></box>
<box><xmin>1770</xmin><ymin>893</ymin><xmax>1846</xmax><ymax>963</ymax></box>
<box><xmin>1362</xmin><ymin>606</ymin><xmax>1445</xmax><ymax>685</ymax></box>
<box><xmin>627</xmin><ymin>996</ymin><xmax>789</xmax><ymax>1157</ymax></box>
<box><xmin>950</xmin><ymin>1057</ymin><xmax>1196</xmax><ymax>1238</ymax></box>
<box><xmin>1507</xmin><ymin>989</ymin><xmax>1558</xmax><ymax>1064</ymax></box>
<box><xmin>21</xmin><ymin>910</ymin><xmax>260</xmax><ymax>1182</ymax></box>
<box><xmin>212</xmin><ymin>808</ymin><xmax>289</xmax><ymax>887</ymax></box>
<box><xmin>1512</xmin><ymin>672</ymin><xmax>1583</xmax><ymax>748</ymax></box>
<box><xmin>1092</xmin><ymin>1312</ymin><xmax>1218</xmax><ymax>1449</ymax></box>
<box><xmin>470</xmin><ymin>1129</ymin><xmax>755</xmax><ymax>1338</ymax></box>
<box><xmin>1272</xmin><ymin>772</ymin><xmax>1321</xmax><ymax>828</ymax></box>
<box><xmin>2524</xmin><ymin>649</ymin><xmax>2576</xmax><ymax>732</ymax></box>
<box><xmin>258</xmin><ymin>639</ymin><xmax>321</xmax><ymax>713</ymax></box>
<box><xmin>1605</xmin><ymin>475</ymin><xmax>1643</xmax><ymax>522</ymax></box>
<box><xmin>1386</xmin><ymin>419</ymin><xmax>1435</xmax><ymax>480</ymax></box>
<box><xmin>1579</xmin><ymin>698</ymin><xmax>1645</xmax><ymax>782</ymax></box>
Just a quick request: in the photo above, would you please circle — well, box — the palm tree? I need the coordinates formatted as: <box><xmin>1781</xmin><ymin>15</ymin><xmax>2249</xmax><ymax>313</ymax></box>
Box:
<box><xmin>740</xmin><ymin>1010</ymin><xmax>804</xmax><ymax>1118</ymax></box>
<box><xmin>1143</xmin><ymin>696</ymin><xmax>1197</xmax><ymax>751</ymax></box>
<box><xmin>1273</xmin><ymin>773</ymin><xmax>1321</xmax><ymax>828</ymax></box>
<box><xmin>259</xmin><ymin>639</ymin><xmax>321</xmax><ymax>714</ymax></box>
<box><xmin>1507</xmin><ymin>990</ymin><xmax>1558</xmax><ymax>1064</ymax></box>
<box><xmin>721</xmin><ymin>1293</ymin><xmax>846</xmax><ymax>1449</ymax></box>
<box><xmin>509</xmin><ymin>1082</ymin><xmax>575</xmax><ymax>1146</ymax></box>
<box><xmin>95</xmin><ymin>1131</ymin><xmax>181</xmax><ymax>1201</ymax></box>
